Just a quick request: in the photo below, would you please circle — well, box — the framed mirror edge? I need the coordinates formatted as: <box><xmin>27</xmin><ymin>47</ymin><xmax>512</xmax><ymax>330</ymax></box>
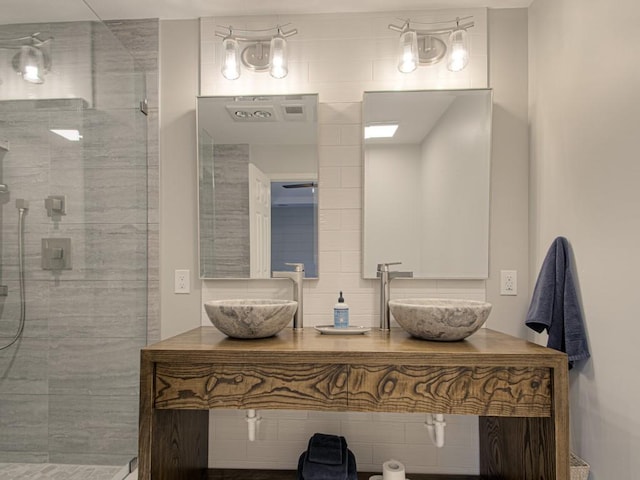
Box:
<box><xmin>196</xmin><ymin>93</ymin><xmax>320</xmax><ymax>280</ymax></box>
<box><xmin>360</xmin><ymin>88</ymin><xmax>493</xmax><ymax>280</ymax></box>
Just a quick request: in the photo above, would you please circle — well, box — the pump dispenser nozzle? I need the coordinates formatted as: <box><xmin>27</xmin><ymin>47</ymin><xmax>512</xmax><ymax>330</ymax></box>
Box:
<box><xmin>334</xmin><ymin>291</ymin><xmax>349</xmax><ymax>328</ymax></box>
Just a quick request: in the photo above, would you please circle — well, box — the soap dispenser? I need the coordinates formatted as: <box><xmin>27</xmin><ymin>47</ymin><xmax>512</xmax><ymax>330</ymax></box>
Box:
<box><xmin>333</xmin><ymin>291</ymin><xmax>349</xmax><ymax>328</ymax></box>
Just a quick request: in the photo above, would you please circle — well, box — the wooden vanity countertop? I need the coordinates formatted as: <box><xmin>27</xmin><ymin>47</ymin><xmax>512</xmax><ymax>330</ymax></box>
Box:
<box><xmin>142</xmin><ymin>327</ymin><xmax>566</xmax><ymax>368</ymax></box>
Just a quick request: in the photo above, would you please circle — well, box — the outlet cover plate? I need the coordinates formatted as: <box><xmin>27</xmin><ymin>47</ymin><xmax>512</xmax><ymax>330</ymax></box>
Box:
<box><xmin>500</xmin><ymin>270</ymin><xmax>517</xmax><ymax>295</ymax></box>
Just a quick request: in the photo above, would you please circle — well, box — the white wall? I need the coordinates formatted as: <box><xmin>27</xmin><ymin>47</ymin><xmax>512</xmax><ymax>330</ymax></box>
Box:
<box><xmin>158</xmin><ymin>8</ymin><xmax>530</xmax><ymax>476</ymax></box>
<box><xmin>528</xmin><ymin>0</ymin><xmax>640</xmax><ymax>478</ymax></box>
<box><xmin>485</xmin><ymin>8</ymin><xmax>530</xmax><ymax>339</ymax></box>
<box><xmin>159</xmin><ymin>20</ymin><xmax>202</xmax><ymax>339</ymax></box>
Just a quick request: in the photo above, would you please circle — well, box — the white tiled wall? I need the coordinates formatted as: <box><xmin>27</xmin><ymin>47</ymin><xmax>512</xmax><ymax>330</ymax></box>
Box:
<box><xmin>206</xmin><ymin>409</ymin><xmax>480</xmax><ymax>474</ymax></box>
<box><xmin>200</xmin><ymin>10</ymin><xmax>487</xmax><ymax>102</ymax></box>
<box><xmin>200</xmin><ymin>9</ymin><xmax>488</xmax><ymax>475</ymax></box>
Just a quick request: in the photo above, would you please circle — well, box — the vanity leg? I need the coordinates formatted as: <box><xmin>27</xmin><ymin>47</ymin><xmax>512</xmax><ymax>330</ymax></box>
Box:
<box><xmin>552</xmin><ymin>361</ymin><xmax>570</xmax><ymax>480</ymax></box>
<box><xmin>139</xmin><ymin>352</ymin><xmax>155</xmax><ymax>480</ymax></box>
<box><xmin>139</xmin><ymin>352</ymin><xmax>209</xmax><ymax>480</ymax></box>
<box><xmin>150</xmin><ymin>409</ymin><xmax>209</xmax><ymax>480</ymax></box>
<box><xmin>479</xmin><ymin>416</ymin><xmax>556</xmax><ymax>479</ymax></box>
<box><xmin>479</xmin><ymin>363</ymin><xmax>570</xmax><ymax>480</ymax></box>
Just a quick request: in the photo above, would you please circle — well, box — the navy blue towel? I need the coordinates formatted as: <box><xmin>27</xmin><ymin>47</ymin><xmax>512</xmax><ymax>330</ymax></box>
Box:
<box><xmin>307</xmin><ymin>433</ymin><xmax>343</xmax><ymax>465</ymax></box>
<box><xmin>297</xmin><ymin>433</ymin><xmax>357</xmax><ymax>480</ymax></box>
<box><xmin>526</xmin><ymin>237</ymin><xmax>590</xmax><ymax>368</ymax></box>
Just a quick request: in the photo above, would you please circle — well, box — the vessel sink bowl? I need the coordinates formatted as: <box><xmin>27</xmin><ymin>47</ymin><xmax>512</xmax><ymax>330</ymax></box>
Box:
<box><xmin>389</xmin><ymin>298</ymin><xmax>492</xmax><ymax>341</ymax></box>
<box><xmin>204</xmin><ymin>299</ymin><xmax>298</xmax><ymax>339</ymax></box>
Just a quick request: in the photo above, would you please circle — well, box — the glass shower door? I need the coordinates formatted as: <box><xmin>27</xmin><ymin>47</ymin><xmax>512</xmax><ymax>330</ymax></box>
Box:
<box><xmin>0</xmin><ymin>7</ymin><xmax>148</xmax><ymax>472</ymax></box>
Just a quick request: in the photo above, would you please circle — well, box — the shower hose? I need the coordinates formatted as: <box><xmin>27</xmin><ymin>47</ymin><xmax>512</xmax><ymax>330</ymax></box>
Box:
<box><xmin>0</xmin><ymin>205</ymin><xmax>27</xmax><ymax>351</ymax></box>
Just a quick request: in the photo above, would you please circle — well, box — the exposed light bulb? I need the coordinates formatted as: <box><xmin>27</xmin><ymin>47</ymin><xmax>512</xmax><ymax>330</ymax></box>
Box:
<box><xmin>23</xmin><ymin>65</ymin><xmax>41</xmax><ymax>83</ymax></box>
<box><xmin>221</xmin><ymin>36</ymin><xmax>240</xmax><ymax>80</ymax></box>
<box><xmin>398</xmin><ymin>29</ymin><xmax>418</xmax><ymax>73</ymax></box>
<box><xmin>18</xmin><ymin>46</ymin><xmax>45</xmax><ymax>84</ymax></box>
<box><xmin>447</xmin><ymin>29</ymin><xmax>470</xmax><ymax>72</ymax></box>
<box><xmin>269</xmin><ymin>34</ymin><xmax>288</xmax><ymax>79</ymax></box>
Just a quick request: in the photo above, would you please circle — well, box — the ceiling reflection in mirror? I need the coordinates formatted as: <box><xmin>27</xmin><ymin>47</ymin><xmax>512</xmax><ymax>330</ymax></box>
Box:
<box><xmin>197</xmin><ymin>94</ymin><xmax>319</xmax><ymax>279</ymax></box>
<box><xmin>362</xmin><ymin>89</ymin><xmax>492</xmax><ymax>279</ymax></box>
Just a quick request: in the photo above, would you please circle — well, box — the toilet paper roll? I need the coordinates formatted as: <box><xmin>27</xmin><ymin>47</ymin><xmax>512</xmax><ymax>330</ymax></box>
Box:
<box><xmin>382</xmin><ymin>459</ymin><xmax>406</xmax><ymax>480</ymax></box>
<box><xmin>370</xmin><ymin>474</ymin><xmax>409</xmax><ymax>480</ymax></box>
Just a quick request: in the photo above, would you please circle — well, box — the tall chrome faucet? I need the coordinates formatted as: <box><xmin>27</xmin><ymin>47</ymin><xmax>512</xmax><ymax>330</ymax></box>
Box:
<box><xmin>272</xmin><ymin>263</ymin><xmax>305</xmax><ymax>331</ymax></box>
<box><xmin>377</xmin><ymin>262</ymin><xmax>413</xmax><ymax>331</ymax></box>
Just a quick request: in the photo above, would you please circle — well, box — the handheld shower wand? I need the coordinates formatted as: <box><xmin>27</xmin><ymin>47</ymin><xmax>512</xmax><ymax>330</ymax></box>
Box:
<box><xmin>0</xmin><ymin>199</ymin><xmax>29</xmax><ymax>351</ymax></box>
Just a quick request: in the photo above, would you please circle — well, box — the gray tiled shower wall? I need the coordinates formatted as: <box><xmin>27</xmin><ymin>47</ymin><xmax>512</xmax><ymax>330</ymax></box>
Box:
<box><xmin>0</xmin><ymin>18</ymin><xmax>158</xmax><ymax>465</ymax></box>
<box><xmin>210</xmin><ymin>144</ymin><xmax>250</xmax><ymax>278</ymax></box>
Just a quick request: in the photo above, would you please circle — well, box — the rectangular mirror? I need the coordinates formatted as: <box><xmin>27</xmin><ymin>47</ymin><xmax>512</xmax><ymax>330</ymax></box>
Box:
<box><xmin>362</xmin><ymin>89</ymin><xmax>492</xmax><ymax>279</ymax></box>
<box><xmin>197</xmin><ymin>94</ymin><xmax>319</xmax><ymax>279</ymax></box>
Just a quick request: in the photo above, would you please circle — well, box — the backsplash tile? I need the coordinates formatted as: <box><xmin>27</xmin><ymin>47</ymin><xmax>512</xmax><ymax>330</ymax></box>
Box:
<box><xmin>207</xmin><ymin>408</ymin><xmax>483</xmax><ymax>474</ymax></box>
<box><xmin>201</xmin><ymin>9</ymin><xmax>487</xmax><ymax>475</ymax></box>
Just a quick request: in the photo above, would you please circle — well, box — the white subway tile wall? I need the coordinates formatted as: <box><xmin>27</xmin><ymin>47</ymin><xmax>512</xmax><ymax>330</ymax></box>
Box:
<box><xmin>200</xmin><ymin>9</ymin><xmax>488</xmax><ymax>475</ymax></box>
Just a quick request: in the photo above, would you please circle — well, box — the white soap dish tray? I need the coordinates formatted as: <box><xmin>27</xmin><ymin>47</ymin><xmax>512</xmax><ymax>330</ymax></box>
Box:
<box><xmin>314</xmin><ymin>325</ymin><xmax>371</xmax><ymax>335</ymax></box>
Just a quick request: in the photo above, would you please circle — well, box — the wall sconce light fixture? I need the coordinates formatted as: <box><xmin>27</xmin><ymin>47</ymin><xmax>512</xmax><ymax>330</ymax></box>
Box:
<box><xmin>0</xmin><ymin>33</ymin><xmax>52</xmax><ymax>84</ymax></box>
<box><xmin>389</xmin><ymin>17</ymin><xmax>474</xmax><ymax>74</ymax></box>
<box><xmin>216</xmin><ymin>24</ymin><xmax>298</xmax><ymax>80</ymax></box>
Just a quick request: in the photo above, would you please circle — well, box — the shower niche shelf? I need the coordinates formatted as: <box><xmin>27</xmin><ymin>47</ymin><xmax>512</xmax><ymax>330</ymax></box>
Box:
<box><xmin>0</xmin><ymin>140</ymin><xmax>8</xmax><ymax>152</ymax></box>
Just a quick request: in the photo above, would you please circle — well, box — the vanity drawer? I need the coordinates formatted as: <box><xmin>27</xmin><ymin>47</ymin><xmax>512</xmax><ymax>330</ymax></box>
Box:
<box><xmin>348</xmin><ymin>365</ymin><xmax>552</xmax><ymax>416</ymax></box>
<box><xmin>154</xmin><ymin>363</ymin><xmax>348</xmax><ymax>410</ymax></box>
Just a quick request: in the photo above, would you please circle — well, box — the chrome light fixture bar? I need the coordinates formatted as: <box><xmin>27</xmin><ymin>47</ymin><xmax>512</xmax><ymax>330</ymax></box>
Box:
<box><xmin>215</xmin><ymin>24</ymin><xmax>298</xmax><ymax>80</ymax></box>
<box><xmin>389</xmin><ymin>17</ymin><xmax>474</xmax><ymax>74</ymax></box>
<box><xmin>0</xmin><ymin>33</ymin><xmax>52</xmax><ymax>84</ymax></box>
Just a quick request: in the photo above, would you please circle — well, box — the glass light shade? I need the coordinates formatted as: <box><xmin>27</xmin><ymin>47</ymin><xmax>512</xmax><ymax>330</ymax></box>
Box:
<box><xmin>18</xmin><ymin>45</ymin><xmax>45</xmax><ymax>84</ymax></box>
<box><xmin>269</xmin><ymin>35</ymin><xmax>288</xmax><ymax>79</ymax></box>
<box><xmin>221</xmin><ymin>37</ymin><xmax>240</xmax><ymax>80</ymax></box>
<box><xmin>447</xmin><ymin>29</ymin><xmax>470</xmax><ymax>72</ymax></box>
<box><xmin>398</xmin><ymin>30</ymin><xmax>418</xmax><ymax>73</ymax></box>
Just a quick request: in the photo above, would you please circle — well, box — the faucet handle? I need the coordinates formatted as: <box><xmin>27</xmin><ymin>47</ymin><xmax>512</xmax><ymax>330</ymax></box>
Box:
<box><xmin>377</xmin><ymin>262</ymin><xmax>402</xmax><ymax>272</ymax></box>
<box><xmin>285</xmin><ymin>262</ymin><xmax>305</xmax><ymax>272</ymax></box>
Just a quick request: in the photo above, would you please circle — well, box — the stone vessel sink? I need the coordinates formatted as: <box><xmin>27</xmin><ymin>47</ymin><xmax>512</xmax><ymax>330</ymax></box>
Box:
<box><xmin>204</xmin><ymin>299</ymin><xmax>298</xmax><ymax>339</ymax></box>
<box><xmin>389</xmin><ymin>298</ymin><xmax>492</xmax><ymax>341</ymax></box>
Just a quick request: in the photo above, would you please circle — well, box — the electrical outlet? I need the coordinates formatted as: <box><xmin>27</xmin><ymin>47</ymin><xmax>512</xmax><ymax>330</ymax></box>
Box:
<box><xmin>174</xmin><ymin>269</ymin><xmax>190</xmax><ymax>294</ymax></box>
<box><xmin>500</xmin><ymin>270</ymin><xmax>517</xmax><ymax>295</ymax></box>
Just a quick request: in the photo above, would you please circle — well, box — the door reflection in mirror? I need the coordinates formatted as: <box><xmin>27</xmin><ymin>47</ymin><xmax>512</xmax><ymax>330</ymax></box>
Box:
<box><xmin>271</xmin><ymin>181</ymin><xmax>318</xmax><ymax>279</ymax></box>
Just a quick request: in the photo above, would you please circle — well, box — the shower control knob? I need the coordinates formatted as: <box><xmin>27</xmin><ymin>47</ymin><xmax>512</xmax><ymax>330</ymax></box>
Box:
<box><xmin>45</xmin><ymin>195</ymin><xmax>66</xmax><ymax>217</ymax></box>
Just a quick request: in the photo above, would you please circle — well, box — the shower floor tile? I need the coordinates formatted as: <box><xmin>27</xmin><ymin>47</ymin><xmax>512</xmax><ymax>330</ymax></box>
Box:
<box><xmin>0</xmin><ymin>462</ymin><xmax>127</xmax><ymax>480</ymax></box>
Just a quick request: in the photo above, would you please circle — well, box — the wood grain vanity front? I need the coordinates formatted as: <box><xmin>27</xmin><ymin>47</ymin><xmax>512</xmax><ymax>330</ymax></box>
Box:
<box><xmin>139</xmin><ymin>328</ymin><xmax>569</xmax><ymax>480</ymax></box>
<box><xmin>348</xmin><ymin>364</ymin><xmax>551</xmax><ymax>416</ymax></box>
<box><xmin>155</xmin><ymin>363</ymin><xmax>348</xmax><ymax>410</ymax></box>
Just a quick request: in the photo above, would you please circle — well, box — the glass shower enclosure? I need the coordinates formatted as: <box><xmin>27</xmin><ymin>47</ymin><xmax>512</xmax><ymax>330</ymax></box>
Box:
<box><xmin>0</xmin><ymin>1</ymin><xmax>148</xmax><ymax>475</ymax></box>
